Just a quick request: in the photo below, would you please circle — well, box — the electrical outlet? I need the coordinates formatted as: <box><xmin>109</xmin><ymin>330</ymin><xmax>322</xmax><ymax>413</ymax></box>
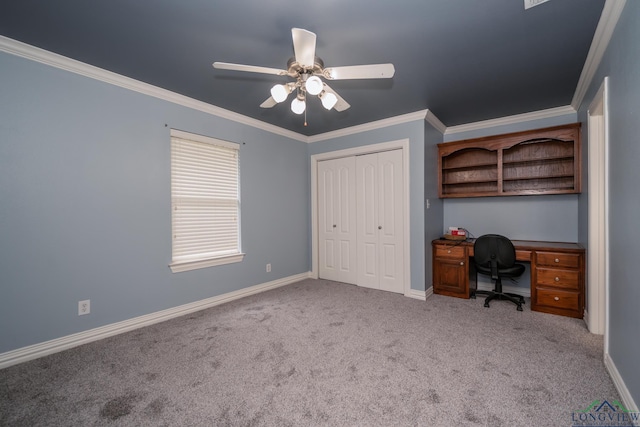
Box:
<box><xmin>78</xmin><ymin>300</ymin><xmax>90</xmax><ymax>316</ymax></box>
<box><xmin>266</xmin><ymin>263</ymin><xmax>271</xmax><ymax>273</ymax></box>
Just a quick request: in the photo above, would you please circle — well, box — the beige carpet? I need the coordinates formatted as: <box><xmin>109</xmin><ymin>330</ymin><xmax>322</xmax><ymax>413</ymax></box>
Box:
<box><xmin>0</xmin><ymin>279</ymin><xmax>619</xmax><ymax>426</ymax></box>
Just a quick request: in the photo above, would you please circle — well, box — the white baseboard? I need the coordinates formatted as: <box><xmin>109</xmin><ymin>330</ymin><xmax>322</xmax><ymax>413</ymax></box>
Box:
<box><xmin>583</xmin><ymin>308</ymin><xmax>590</xmax><ymax>330</ymax></box>
<box><xmin>0</xmin><ymin>272</ymin><xmax>311</xmax><ymax>370</ymax></box>
<box><xmin>605</xmin><ymin>352</ymin><xmax>639</xmax><ymax>412</ymax></box>
<box><xmin>475</xmin><ymin>282</ymin><xmax>531</xmax><ymax>298</ymax></box>
<box><xmin>425</xmin><ymin>286</ymin><xmax>434</xmax><ymax>299</ymax></box>
<box><xmin>406</xmin><ymin>287</ymin><xmax>429</xmax><ymax>301</ymax></box>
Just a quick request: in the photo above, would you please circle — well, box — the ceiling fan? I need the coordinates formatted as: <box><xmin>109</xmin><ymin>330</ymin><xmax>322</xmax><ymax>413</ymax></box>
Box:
<box><xmin>213</xmin><ymin>28</ymin><xmax>395</xmax><ymax>121</ymax></box>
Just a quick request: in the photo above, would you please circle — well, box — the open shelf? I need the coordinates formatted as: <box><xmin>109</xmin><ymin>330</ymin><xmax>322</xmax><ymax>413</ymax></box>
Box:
<box><xmin>502</xmin><ymin>155</ymin><xmax>575</xmax><ymax>166</ymax></box>
<box><xmin>442</xmin><ymin>161</ymin><xmax>497</xmax><ymax>171</ymax></box>
<box><xmin>503</xmin><ymin>173</ymin><xmax>575</xmax><ymax>182</ymax></box>
<box><xmin>438</xmin><ymin>123</ymin><xmax>581</xmax><ymax>198</ymax></box>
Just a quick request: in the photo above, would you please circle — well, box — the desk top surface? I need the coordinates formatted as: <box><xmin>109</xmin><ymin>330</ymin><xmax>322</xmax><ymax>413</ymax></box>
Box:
<box><xmin>433</xmin><ymin>238</ymin><xmax>584</xmax><ymax>252</ymax></box>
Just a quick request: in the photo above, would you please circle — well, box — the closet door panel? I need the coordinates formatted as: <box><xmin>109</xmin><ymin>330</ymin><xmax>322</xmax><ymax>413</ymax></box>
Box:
<box><xmin>336</xmin><ymin>160</ymin><xmax>357</xmax><ymax>283</ymax></box>
<box><xmin>318</xmin><ymin>157</ymin><xmax>357</xmax><ymax>284</ymax></box>
<box><xmin>377</xmin><ymin>149</ymin><xmax>404</xmax><ymax>293</ymax></box>
<box><xmin>356</xmin><ymin>154</ymin><xmax>380</xmax><ymax>289</ymax></box>
<box><xmin>318</xmin><ymin>162</ymin><xmax>337</xmax><ymax>281</ymax></box>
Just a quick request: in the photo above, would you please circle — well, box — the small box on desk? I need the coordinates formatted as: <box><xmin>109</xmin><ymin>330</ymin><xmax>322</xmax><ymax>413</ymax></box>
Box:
<box><xmin>444</xmin><ymin>227</ymin><xmax>466</xmax><ymax>240</ymax></box>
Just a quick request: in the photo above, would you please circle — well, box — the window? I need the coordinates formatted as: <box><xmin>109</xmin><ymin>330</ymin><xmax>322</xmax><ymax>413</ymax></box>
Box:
<box><xmin>170</xmin><ymin>129</ymin><xmax>243</xmax><ymax>272</ymax></box>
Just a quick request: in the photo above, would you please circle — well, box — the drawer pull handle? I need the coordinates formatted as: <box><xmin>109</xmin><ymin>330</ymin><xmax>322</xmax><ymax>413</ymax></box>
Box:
<box><xmin>554</xmin><ymin>296</ymin><xmax>560</xmax><ymax>301</ymax></box>
<box><xmin>555</xmin><ymin>258</ymin><xmax>560</xmax><ymax>263</ymax></box>
<box><xmin>447</xmin><ymin>250</ymin><xmax>451</xmax><ymax>254</ymax></box>
<box><xmin>555</xmin><ymin>277</ymin><xmax>560</xmax><ymax>282</ymax></box>
<box><xmin>460</xmin><ymin>261</ymin><xmax>464</xmax><ymax>266</ymax></box>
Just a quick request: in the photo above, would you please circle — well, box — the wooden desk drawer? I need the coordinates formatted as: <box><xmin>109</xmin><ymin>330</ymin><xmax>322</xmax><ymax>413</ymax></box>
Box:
<box><xmin>536</xmin><ymin>288</ymin><xmax>580</xmax><ymax>312</ymax></box>
<box><xmin>515</xmin><ymin>250</ymin><xmax>532</xmax><ymax>262</ymax></box>
<box><xmin>536</xmin><ymin>268</ymin><xmax>579</xmax><ymax>290</ymax></box>
<box><xmin>536</xmin><ymin>252</ymin><xmax>580</xmax><ymax>269</ymax></box>
<box><xmin>434</xmin><ymin>245</ymin><xmax>465</xmax><ymax>259</ymax></box>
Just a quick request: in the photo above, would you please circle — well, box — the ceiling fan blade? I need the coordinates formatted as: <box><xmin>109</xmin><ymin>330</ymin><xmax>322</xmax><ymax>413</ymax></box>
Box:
<box><xmin>322</xmin><ymin>83</ymin><xmax>350</xmax><ymax>112</ymax></box>
<box><xmin>260</xmin><ymin>96</ymin><xmax>277</xmax><ymax>108</ymax></box>
<box><xmin>213</xmin><ymin>62</ymin><xmax>287</xmax><ymax>76</ymax></box>
<box><xmin>291</xmin><ymin>28</ymin><xmax>316</xmax><ymax>68</ymax></box>
<box><xmin>323</xmin><ymin>63</ymin><xmax>395</xmax><ymax>80</ymax></box>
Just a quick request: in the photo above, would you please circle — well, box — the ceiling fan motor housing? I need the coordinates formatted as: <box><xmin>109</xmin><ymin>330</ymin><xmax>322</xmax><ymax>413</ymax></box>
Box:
<box><xmin>286</xmin><ymin>56</ymin><xmax>325</xmax><ymax>77</ymax></box>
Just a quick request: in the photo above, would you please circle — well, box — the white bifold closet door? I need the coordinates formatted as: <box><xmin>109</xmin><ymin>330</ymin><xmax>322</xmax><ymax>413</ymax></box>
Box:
<box><xmin>356</xmin><ymin>150</ymin><xmax>404</xmax><ymax>293</ymax></box>
<box><xmin>318</xmin><ymin>156</ymin><xmax>358</xmax><ymax>284</ymax></box>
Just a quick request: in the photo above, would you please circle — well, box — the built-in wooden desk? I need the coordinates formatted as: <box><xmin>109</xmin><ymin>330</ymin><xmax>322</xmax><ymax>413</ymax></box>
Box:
<box><xmin>432</xmin><ymin>238</ymin><xmax>585</xmax><ymax>318</ymax></box>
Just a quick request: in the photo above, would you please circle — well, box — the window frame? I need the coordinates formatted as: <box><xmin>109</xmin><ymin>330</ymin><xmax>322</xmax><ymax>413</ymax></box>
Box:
<box><xmin>169</xmin><ymin>129</ymin><xmax>244</xmax><ymax>273</ymax></box>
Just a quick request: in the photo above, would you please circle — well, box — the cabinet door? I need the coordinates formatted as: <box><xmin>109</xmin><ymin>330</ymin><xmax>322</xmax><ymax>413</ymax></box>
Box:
<box><xmin>433</xmin><ymin>256</ymin><xmax>468</xmax><ymax>298</ymax></box>
<box><xmin>356</xmin><ymin>150</ymin><xmax>404</xmax><ymax>293</ymax></box>
<box><xmin>318</xmin><ymin>157</ymin><xmax>357</xmax><ymax>284</ymax></box>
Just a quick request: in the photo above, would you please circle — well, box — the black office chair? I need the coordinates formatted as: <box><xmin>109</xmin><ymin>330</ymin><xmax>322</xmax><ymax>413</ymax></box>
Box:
<box><xmin>472</xmin><ymin>234</ymin><xmax>526</xmax><ymax>311</ymax></box>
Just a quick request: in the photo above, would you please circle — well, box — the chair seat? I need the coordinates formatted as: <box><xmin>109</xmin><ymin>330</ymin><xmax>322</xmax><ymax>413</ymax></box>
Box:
<box><xmin>473</xmin><ymin>234</ymin><xmax>526</xmax><ymax>311</ymax></box>
<box><xmin>476</xmin><ymin>263</ymin><xmax>525</xmax><ymax>278</ymax></box>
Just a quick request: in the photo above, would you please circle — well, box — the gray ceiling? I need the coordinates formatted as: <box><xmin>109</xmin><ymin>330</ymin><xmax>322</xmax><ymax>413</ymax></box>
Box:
<box><xmin>1</xmin><ymin>1</ymin><xmax>605</xmax><ymax>136</ymax></box>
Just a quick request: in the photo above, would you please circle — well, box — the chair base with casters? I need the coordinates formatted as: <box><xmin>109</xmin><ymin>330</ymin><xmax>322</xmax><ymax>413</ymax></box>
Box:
<box><xmin>471</xmin><ymin>277</ymin><xmax>525</xmax><ymax>311</ymax></box>
<box><xmin>472</xmin><ymin>234</ymin><xmax>526</xmax><ymax>312</ymax></box>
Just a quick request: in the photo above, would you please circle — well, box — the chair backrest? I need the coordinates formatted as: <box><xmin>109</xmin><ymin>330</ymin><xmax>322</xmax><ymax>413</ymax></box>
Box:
<box><xmin>474</xmin><ymin>234</ymin><xmax>517</xmax><ymax>269</ymax></box>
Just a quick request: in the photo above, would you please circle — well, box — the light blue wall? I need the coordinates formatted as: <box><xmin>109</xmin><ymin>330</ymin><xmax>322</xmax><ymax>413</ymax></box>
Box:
<box><xmin>577</xmin><ymin>0</ymin><xmax>640</xmax><ymax>407</ymax></box>
<box><xmin>424</xmin><ymin>121</ymin><xmax>444</xmax><ymax>289</ymax></box>
<box><xmin>0</xmin><ymin>52</ymin><xmax>310</xmax><ymax>353</ymax></box>
<box><xmin>444</xmin><ymin>195</ymin><xmax>578</xmax><ymax>242</ymax></box>
<box><xmin>308</xmin><ymin>121</ymin><xmax>427</xmax><ymax>291</ymax></box>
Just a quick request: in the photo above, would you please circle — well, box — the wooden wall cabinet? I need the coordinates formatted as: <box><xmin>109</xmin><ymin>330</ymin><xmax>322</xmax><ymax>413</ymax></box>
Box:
<box><xmin>438</xmin><ymin>123</ymin><xmax>581</xmax><ymax>198</ymax></box>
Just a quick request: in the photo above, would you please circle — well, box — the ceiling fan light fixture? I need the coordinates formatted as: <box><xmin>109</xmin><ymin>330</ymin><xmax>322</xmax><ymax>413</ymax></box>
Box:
<box><xmin>320</xmin><ymin>91</ymin><xmax>338</xmax><ymax>110</ymax></box>
<box><xmin>214</xmin><ymin>28</ymin><xmax>394</xmax><ymax>116</ymax></box>
<box><xmin>305</xmin><ymin>75</ymin><xmax>323</xmax><ymax>96</ymax></box>
<box><xmin>270</xmin><ymin>84</ymin><xmax>291</xmax><ymax>103</ymax></box>
<box><xmin>291</xmin><ymin>96</ymin><xmax>306</xmax><ymax>114</ymax></box>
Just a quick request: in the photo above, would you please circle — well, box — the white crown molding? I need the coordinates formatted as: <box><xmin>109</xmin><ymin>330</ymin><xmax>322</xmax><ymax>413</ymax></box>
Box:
<box><xmin>0</xmin><ymin>272</ymin><xmax>312</xmax><ymax>369</ymax></box>
<box><xmin>571</xmin><ymin>0</ymin><xmax>627</xmax><ymax>110</ymax></box>
<box><xmin>5</xmin><ymin>0</ymin><xmax>624</xmax><ymax>147</ymax></box>
<box><xmin>445</xmin><ymin>105</ymin><xmax>576</xmax><ymax>136</ymax></box>
<box><xmin>0</xmin><ymin>36</ymin><xmax>308</xmax><ymax>143</ymax></box>
<box><xmin>308</xmin><ymin>110</ymin><xmax>430</xmax><ymax>143</ymax></box>
<box><xmin>0</xmin><ymin>35</ymin><xmax>444</xmax><ymax>144</ymax></box>
<box><xmin>425</xmin><ymin>110</ymin><xmax>447</xmax><ymax>134</ymax></box>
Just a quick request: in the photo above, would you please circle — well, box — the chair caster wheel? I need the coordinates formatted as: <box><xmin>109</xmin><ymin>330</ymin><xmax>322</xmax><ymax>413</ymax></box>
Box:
<box><xmin>517</xmin><ymin>305</ymin><xmax>523</xmax><ymax>312</ymax></box>
<box><xmin>484</xmin><ymin>302</ymin><xmax>490</xmax><ymax>308</ymax></box>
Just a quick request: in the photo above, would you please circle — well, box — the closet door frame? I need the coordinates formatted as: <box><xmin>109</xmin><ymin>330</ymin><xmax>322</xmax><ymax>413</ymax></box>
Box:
<box><xmin>311</xmin><ymin>139</ymin><xmax>411</xmax><ymax>297</ymax></box>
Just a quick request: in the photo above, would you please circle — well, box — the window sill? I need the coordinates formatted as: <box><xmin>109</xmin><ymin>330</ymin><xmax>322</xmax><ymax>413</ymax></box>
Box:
<box><xmin>170</xmin><ymin>253</ymin><xmax>245</xmax><ymax>273</ymax></box>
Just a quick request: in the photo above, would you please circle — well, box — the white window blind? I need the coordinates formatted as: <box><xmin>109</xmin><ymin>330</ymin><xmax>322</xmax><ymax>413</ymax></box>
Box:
<box><xmin>170</xmin><ymin>130</ymin><xmax>243</xmax><ymax>272</ymax></box>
